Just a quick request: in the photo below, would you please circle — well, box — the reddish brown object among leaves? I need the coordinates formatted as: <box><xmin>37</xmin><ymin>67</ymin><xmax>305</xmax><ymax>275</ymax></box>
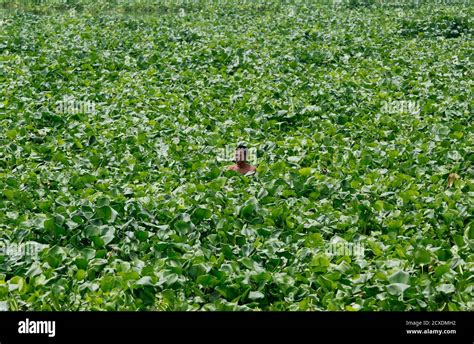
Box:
<box><xmin>227</xmin><ymin>163</ymin><xmax>256</xmax><ymax>175</ymax></box>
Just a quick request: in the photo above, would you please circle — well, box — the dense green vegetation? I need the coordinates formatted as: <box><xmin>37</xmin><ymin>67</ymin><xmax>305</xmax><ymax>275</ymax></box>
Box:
<box><xmin>0</xmin><ymin>0</ymin><xmax>472</xmax><ymax>311</ymax></box>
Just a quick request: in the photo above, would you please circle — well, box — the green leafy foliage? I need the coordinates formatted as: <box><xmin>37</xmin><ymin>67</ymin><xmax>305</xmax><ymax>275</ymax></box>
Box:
<box><xmin>0</xmin><ymin>0</ymin><xmax>472</xmax><ymax>311</ymax></box>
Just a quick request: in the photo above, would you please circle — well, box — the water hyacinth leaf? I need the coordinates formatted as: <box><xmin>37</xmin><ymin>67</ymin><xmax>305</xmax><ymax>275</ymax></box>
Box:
<box><xmin>387</xmin><ymin>283</ymin><xmax>410</xmax><ymax>296</ymax></box>
<box><xmin>388</xmin><ymin>271</ymin><xmax>410</xmax><ymax>285</ymax></box>
<box><xmin>436</xmin><ymin>284</ymin><xmax>456</xmax><ymax>294</ymax></box>
<box><xmin>248</xmin><ymin>291</ymin><xmax>265</xmax><ymax>300</ymax></box>
<box><xmin>192</xmin><ymin>207</ymin><xmax>212</xmax><ymax>222</ymax></box>
<box><xmin>0</xmin><ymin>0</ymin><xmax>471</xmax><ymax>312</ymax></box>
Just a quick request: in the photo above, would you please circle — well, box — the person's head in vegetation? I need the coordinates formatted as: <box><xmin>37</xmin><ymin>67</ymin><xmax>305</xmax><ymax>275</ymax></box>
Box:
<box><xmin>235</xmin><ymin>143</ymin><xmax>248</xmax><ymax>165</ymax></box>
<box><xmin>227</xmin><ymin>143</ymin><xmax>256</xmax><ymax>175</ymax></box>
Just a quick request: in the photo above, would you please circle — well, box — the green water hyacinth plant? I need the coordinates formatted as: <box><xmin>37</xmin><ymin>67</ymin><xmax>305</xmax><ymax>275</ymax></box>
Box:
<box><xmin>0</xmin><ymin>0</ymin><xmax>472</xmax><ymax>311</ymax></box>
